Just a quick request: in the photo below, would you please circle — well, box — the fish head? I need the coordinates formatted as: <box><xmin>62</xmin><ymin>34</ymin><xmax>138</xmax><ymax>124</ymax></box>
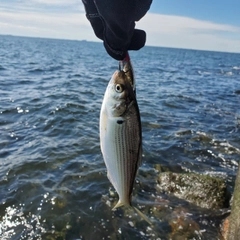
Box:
<box><xmin>106</xmin><ymin>70</ymin><xmax>135</xmax><ymax>117</ymax></box>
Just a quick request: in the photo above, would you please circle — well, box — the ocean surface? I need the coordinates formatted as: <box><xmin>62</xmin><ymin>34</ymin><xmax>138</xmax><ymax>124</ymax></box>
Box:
<box><xmin>0</xmin><ymin>35</ymin><xmax>240</xmax><ymax>239</ymax></box>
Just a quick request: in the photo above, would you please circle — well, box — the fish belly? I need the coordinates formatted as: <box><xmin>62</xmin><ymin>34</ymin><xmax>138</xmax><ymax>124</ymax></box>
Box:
<box><xmin>100</xmin><ymin>114</ymin><xmax>141</xmax><ymax>206</ymax></box>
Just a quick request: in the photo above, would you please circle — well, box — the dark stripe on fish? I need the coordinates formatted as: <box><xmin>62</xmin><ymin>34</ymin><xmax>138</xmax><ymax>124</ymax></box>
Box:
<box><xmin>117</xmin><ymin>120</ymin><xmax>124</xmax><ymax>124</ymax></box>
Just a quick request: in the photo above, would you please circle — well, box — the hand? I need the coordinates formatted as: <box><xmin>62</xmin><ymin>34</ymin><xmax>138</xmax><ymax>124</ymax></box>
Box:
<box><xmin>82</xmin><ymin>0</ymin><xmax>152</xmax><ymax>60</ymax></box>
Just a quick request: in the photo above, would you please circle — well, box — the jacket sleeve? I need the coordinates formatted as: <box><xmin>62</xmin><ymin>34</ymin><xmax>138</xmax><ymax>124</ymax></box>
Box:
<box><xmin>82</xmin><ymin>0</ymin><xmax>152</xmax><ymax>60</ymax></box>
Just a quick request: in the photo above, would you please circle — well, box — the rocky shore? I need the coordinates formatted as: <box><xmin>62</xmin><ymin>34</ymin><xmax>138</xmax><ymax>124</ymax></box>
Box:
<box><xmin>222</xmin><ymin>164</ymin><xmax>240</xmax><ymax>240</ymax></box>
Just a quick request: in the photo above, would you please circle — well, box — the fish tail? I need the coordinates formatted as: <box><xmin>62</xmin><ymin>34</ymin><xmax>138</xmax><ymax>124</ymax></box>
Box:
<box><xmin>132</xmin><ymin>206</ymin><xmax>152</xmax><ymax>225</ymax></box>
<box><xmin>112</xmin><ymin>200</ymin><xmax>124</xmax><ymax>210</ymax></box>
<box><xmin>112</xmin><ymin>200</ymin><xmax>152</xmax><ymax>225</ymax></box>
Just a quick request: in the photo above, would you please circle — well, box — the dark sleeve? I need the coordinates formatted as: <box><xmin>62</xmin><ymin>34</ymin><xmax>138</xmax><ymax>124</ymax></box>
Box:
<box><xmin>82</xmin><ymin>0</ymin><xmax>152</xmax><ymax>60</ymax></box>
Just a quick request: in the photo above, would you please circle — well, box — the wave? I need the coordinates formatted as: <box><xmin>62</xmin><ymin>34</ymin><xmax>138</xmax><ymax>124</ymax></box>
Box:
<box><xmin>28</xmin><ymin>68</ymin><xmax>44</xmax><ymax>73</ymax></box>
<box><xmin>197</xmin><ymin>70</ymin><xmax>211</xmax><ymax>75</ymax></box>
<box><xmin>232</xmin><ymin>66</ymin><xmax>240</xmax><ymax>70</ymax></box>
<box><xmin>0</xmin><ymin>65</ymin><xmax>6</xmax><ymax>70</ymax></box>
<box><xmin>28</xmin><ymin>65</ymin><xmax>63</xmax><ymax>73</ymax></box>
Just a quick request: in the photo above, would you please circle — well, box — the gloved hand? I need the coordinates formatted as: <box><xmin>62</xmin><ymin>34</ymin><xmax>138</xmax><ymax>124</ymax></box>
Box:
<box><xmin>82</xmin><ymin>0</ymin><xmax>152</xmax><ymax>60</ymax></box>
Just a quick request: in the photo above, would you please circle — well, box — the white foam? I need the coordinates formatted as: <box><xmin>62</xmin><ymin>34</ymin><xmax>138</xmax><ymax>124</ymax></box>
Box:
<box><xmin>233</xmin><ymin>66</ymin><xmax>240</xmax><ymax>70</ymax></box>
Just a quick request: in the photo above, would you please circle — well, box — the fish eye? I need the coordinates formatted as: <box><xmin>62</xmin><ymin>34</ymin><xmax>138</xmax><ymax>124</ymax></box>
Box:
<box><xmin>115</xmin><ymin>84</ymin><xmax>123</xmax><ymax>93</ymax></box>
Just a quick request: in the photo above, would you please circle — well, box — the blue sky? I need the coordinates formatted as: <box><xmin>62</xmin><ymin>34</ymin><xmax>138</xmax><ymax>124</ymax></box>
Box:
<box><xmin>0</xmin><ymin>0</ymin><xmax>240</xmax><ymax>53</ymax></box>
<box><xmin>150</xmin><ymin>1</ymin><xmax>240</xmax><ymax>27</ymax></box>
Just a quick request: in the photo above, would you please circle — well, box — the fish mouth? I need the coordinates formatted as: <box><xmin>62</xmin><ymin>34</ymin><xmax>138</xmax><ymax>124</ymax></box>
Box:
<box><xmin>119</xmin><ymin>53</ymin><xmax>135</xmax><ymax>91</ymax></box>
<box><xmin>119</xmin><ymin>52</ymin><xmax>131</xmax><ymax>72</ymax></box>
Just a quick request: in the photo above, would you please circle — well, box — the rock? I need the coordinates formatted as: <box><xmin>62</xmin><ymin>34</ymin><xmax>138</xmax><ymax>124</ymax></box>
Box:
<box><xmin>221</xmin><ymin>217</ymin><xmax>230</xmax><ymax>240</ymax></box>
<box><xmin>169</xmin><ymin>207</ymin><xmax>201</xmax><ymax>240</ymax></box>
<box><xmin>225</xmin><ymin>164</ymin><xmax>240</xmax><ymax>240</ymax></box>
<box><xmin>157</xmin><ymin>172</ymin><xmax>229</xmax><ymax>209</ymax></box>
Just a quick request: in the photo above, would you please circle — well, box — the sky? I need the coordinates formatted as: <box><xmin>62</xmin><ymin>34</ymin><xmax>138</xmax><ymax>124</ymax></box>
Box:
<box><xmin>0</xmin><ymin>0</ymin><xmax>240</xmax><ymax>53</ymax></box>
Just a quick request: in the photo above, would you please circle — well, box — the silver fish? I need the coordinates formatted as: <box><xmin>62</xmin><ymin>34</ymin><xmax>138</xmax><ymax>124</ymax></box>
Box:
<box><xmin>99</xmin><ymin>58</ymin><xmax>150</xmax><ymax>224</ymax></box>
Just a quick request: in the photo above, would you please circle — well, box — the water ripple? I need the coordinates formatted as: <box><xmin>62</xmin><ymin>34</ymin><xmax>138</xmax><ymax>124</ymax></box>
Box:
<box><xmin>0</xmin><ymin>35</ymin><xmax>240</xmax><ymax>239</ymax></box>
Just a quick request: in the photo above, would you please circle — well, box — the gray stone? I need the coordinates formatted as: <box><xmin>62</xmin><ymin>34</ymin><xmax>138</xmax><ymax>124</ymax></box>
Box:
<box><xmin>157</xmin><ymin>172</ymin><xmax>228</xmax><ymax>209</ymax></box>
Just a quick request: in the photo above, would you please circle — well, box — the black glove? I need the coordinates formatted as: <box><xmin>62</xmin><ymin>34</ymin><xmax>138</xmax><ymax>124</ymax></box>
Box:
<box><xmin>82</xmin><ymin>0</ymin><xmax>152</xmax><ymax>60</ymax></box>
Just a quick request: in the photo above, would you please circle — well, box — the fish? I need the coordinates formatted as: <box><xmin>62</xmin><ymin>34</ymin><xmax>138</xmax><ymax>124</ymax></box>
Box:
<box><xmin>118</xmin><ymin>54</ymin><xmax>136</xmax><ymax>95</ymax></box>
<box><xmin>99</xmin><ymin>55</ymin><xmax>151</xmax><ymax>224</ymax></box>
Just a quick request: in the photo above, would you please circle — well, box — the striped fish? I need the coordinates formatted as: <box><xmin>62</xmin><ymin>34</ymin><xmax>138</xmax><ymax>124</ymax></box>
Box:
<box><xmin>99</xmin><ymin>57</ymin><xmax>150</xmax><ymax>224</ymax></box>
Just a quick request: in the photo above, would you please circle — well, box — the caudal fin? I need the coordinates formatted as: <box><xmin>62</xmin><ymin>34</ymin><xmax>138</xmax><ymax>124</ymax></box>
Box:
<box><xmin>112</xmin><ymin>200</ymin><xmax>124</xmax><ymax>210</ymax></box>
<box><xmin>112</xmin><ymin>200</ymin><xmax>152</xmax><ymax>225</ymax></box>
<box><xmin>132</xmin><ymin>206</ymin><xmax>152</xmax><ymax>225</ymax></box>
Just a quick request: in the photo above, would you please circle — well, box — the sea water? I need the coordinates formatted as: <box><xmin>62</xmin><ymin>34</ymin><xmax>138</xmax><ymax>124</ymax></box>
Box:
<box><xmin>0</xmin><ymin>35</ymin><xmax>240</xmax><ymax>239</ymax></box>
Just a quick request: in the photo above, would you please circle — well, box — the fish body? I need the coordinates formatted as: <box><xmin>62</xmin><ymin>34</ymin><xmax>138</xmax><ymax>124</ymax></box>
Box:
<box><xmin>100</xmin><ymin>70</ymin><xmax>142</xmax><ymax>207</ymax></box>
<box><xmin>99</xmin><ymin>59</ymin><xmax>150</xmax><ymax>224</ymax></box>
